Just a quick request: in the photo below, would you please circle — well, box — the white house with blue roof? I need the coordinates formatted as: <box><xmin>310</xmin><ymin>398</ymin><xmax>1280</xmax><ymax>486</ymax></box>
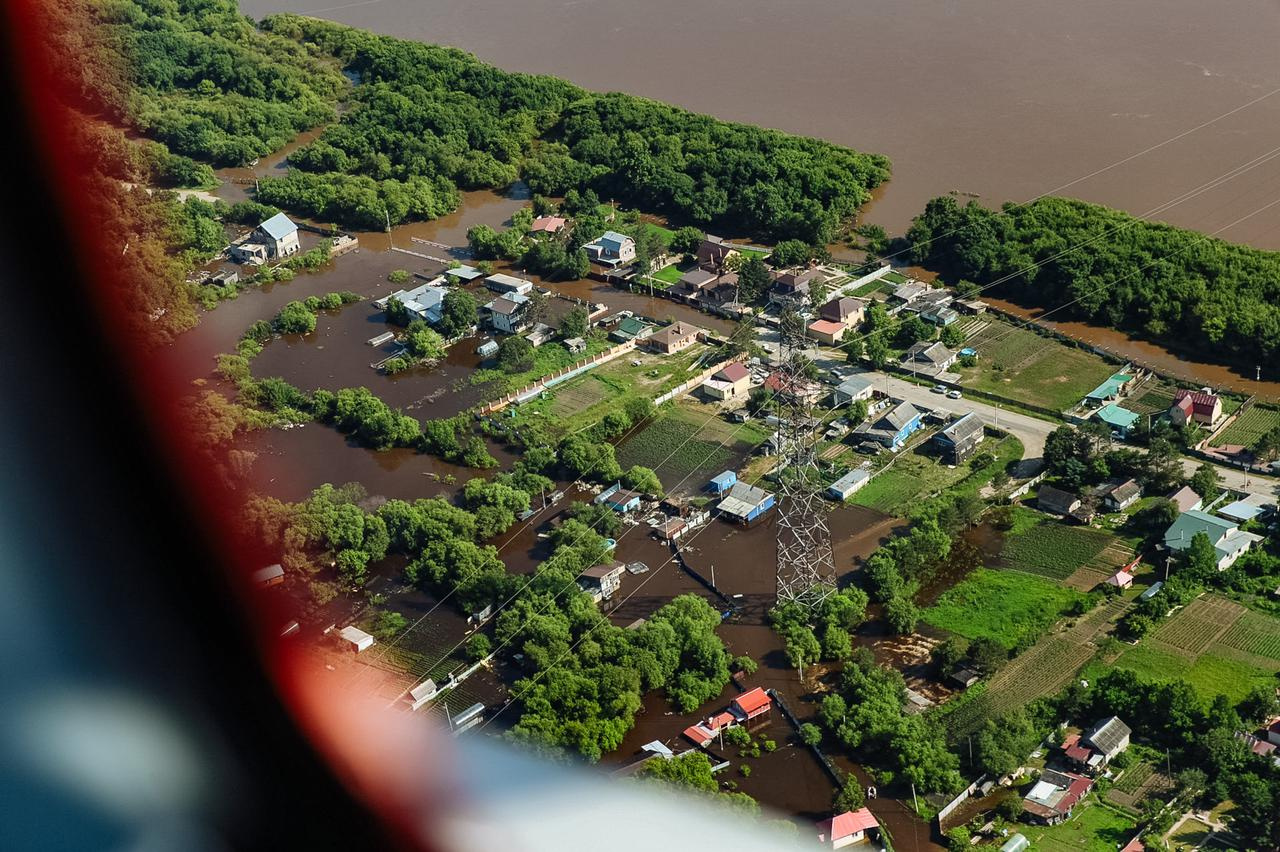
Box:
<box><xmin>584</xmin><ymin>230</ymin><xmax>636</xmax><ymax>266</ymax></box>
<box><xmin>253</xmin><ymin>212</ymin><xmax>300</xmax><ymax>259</ymax></box>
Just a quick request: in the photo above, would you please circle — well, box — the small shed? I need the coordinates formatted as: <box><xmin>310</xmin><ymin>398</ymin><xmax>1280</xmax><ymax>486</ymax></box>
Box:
<box><xmin>828</xmin><ymin>467</ymin><xmax>871</xmax><ymax>501</ymax></box>
<box><xmin>252</xmin><ymin>563</ymin><xmax>285</xmax><ymax>588</ymax></box>
<box><xmin>338</xmin><ymin>625</ymin><xmax>375</xmax><ymax>653</ymax></box>
<box><xmin>950</xmin><ymin>667</ymin><xmax>981</xmax><ymax>688</ymax></box>
<box><xmin>564</xmin><ymin>336</ymin><xmax>587</xmax><ymax>354</ymax></box>
<box><xmin>409</xmin><ymin>679</ymin><xmax>438</xmax><ymax>711</ymax></box>
<box><xmin>708</xmin><ymin>470</ymin><xmax>737</xmax><ymax>493</ymax></box>
<box><xmin>1105</xmin><ymin>570</ymin><xmax>1134</xmax><ymax>590</ymax></box>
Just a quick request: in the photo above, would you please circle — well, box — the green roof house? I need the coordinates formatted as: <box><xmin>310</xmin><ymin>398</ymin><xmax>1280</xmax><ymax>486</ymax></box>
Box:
<box><xmin>1163</xmin><ymin>509</ymin><xmax>1262</xmax><ymax>570</ymax></box>
<box><xmin>610</xmin><ymin>317</ymin><xmax>654</xmax><ymax>342</ymax></box>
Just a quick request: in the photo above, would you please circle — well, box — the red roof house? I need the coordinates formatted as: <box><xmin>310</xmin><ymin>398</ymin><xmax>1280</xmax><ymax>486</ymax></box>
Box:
<box><xmin>808</xmin><ymin>318</ymin><xmax>848</xmax><ymax>346</ymax></box>
<box><xmin>731</xmin><ymin>687</ymin><xmax>772</xmax><ymax>720</ymax></box>
<box><xmin>1170</xmin><ymin>389</ymin><xmax>1223</xmax><ymax>427</ymax></box>
<box><xmin>529</xmin><ymin>215</ymin><xmax>566</xmax><ymax>234</ymax></box>
<box><xmin>1119</xmin><ymin>837</ymin><xmax>1145</xmax><ymax>852</ymax></box>
<box><xmin>714</xmin><ymin>361</ymin><xmax>750</xmax><ymax>384</ymax></box>
<box><xmin>817</xmin><ymin>808</ymin><xmax>880</xmax><ymax>848</ymax></box>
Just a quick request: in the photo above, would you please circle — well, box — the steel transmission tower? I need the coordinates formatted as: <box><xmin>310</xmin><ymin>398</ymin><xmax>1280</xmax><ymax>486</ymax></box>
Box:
<box><xmin>774</xmin><ymin>313</ymin><xmax>837</xmax><ymax>609</ymax></box>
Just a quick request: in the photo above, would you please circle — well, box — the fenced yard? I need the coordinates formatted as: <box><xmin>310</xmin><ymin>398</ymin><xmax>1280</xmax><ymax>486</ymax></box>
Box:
<box><xmin>955</xmin><ymin>320</ymin><xmax>1116</xmax><ymax>411</ymax></box>
<box><xmin>1215</xmin><ymin>404</ymin><xmax>1280</xmax><ymax>447</ymax></box>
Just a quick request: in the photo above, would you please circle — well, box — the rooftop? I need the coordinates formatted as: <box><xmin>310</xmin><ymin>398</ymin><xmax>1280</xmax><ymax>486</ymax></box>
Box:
<box><xmin>257</xmin><ymin>211</ymin><xmax>297</xmax><ymax>240</ymax></box>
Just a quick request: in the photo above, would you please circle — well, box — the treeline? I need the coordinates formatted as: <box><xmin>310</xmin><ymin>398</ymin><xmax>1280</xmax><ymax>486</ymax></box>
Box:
<box><xmin>100</xmin><ymin>0</ymin><xmax>346</xmax><ymax>166</ymax></box>
<box><xmin>248</xmin><ymin>14</ymin><xmax>888</xmax><ymax>242</ymax></box>
<box><xmin>906</xmin><ymin>195</ymin><xmax>1280</xmax><ymax>366</ymax></box>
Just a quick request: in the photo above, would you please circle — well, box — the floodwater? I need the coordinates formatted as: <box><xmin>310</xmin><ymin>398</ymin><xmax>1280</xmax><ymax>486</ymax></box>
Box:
<box><xmin>601</xmin><ymin>505</ymin><xmax>947</xmax><ymax>849</ymax></box>
<box><xmin>982</xmin><ymin>295</ymin><xmax>1280</xmax><ymax>400</ymax></box>
<box><xmin>241</xmin><ymin>0</ymin><xmax>1280</xmax><ymax>250</ymax></box>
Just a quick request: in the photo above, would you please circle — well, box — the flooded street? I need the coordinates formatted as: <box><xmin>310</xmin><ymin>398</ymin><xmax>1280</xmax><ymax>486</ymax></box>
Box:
<box><xmin>243</xmin><ymin>0</ymin><xmax>1280</xmax><ymax>249</ymax></box>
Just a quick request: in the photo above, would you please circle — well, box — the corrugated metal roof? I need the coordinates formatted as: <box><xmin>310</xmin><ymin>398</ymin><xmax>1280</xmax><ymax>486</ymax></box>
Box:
<box><xmin>257</xmin><ymin>212</ymin><xmax>297</xmax><ymax>240</ymax></box>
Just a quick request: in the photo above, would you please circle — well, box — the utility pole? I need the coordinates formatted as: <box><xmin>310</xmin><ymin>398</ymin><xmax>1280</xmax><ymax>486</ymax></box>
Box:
<box><xmin>911</xmin><ymin>782</ymin><xmax>919</xmax><ymax>814</ymax></box>
<box><xmin>710</xmin><ymin>564</ymin><xmax>716</xmax><ymax>588</ymax></box>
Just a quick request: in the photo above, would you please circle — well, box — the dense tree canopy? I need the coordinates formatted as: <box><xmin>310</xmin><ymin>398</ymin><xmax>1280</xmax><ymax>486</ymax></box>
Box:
<box><xmin>906</xmin><ymin>195</ymin><xmax>1280</xmax><ymax>367</ymax></box>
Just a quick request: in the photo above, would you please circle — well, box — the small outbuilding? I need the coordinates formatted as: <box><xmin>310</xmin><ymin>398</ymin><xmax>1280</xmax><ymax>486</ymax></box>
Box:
<box><xmin>708</xmin><ymin>470</ymin><xmax>737</xmax><ymax>494</ymax></box>
<box><xmin>409</xmin><ymin>679</ymin><xmax>438</xmax><ymax>711</ymax></box>
<box><xmin>1103</xmin><ymin>478</ymin><xmax>1142</xmax><ymax>511</ymax></box>
<box><xmin>338</xmin><ymin>625</ymin><xmax>375</xmax><ymax>654</ymax></box>
<box><xmin>828</xmin><ymin>467</ymin><xmax>871</xmax><ymax>501</ymax></box>
<box><xmin>252</xmin><ymin>563</ymin><xmax>285</xmax><ymax>588</ymax></box>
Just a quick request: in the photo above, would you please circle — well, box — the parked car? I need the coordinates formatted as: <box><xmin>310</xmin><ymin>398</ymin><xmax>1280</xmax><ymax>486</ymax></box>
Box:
<box><xmin>947</xmin><ymin>389</ymin><xmax>963</xmax><ymax>399</ymax></box>
<box><xmin>931</xmin><ymin>384</ymin><xmax>947</xmax><ymax>393</ymax></box>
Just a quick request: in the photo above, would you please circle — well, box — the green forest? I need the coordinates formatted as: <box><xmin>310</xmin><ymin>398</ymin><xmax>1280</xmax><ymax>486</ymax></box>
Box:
<box><xmin>100</xmin><ymin>0</ymin><xmax>889</xmax><ymax>239</ymax></box>
<box><xmin>905</xmin><ymin>195</ymin><xmax>1280</xmax><ymax>367</ymax></box>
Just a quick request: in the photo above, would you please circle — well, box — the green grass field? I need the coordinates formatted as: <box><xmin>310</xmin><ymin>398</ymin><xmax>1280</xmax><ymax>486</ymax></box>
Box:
<box><xmin>652</xmin><ymin>263</ymin><xmax>685</xmax><ymax>285</ymax></box>
<box><xmin>999</xmin><ymin>519</ymin><xmax>1116</xmax><ymax>580</ymax></box>
<box><xmin>1021</xmin><ymin>801</ymin><xmax>1137</xmax><ymax>852</ymax></box>
<box><xmin>1216</xmin><ymin>404</ymin><xmax>1280</xmax><ymax>447</ymax></box>
<box><xmin>956</xmin><ymin>320</ymin><xmax>1116</xmax><ymax>411</ymax></box>
<box><xmin>617</xmin><ymin>402</ymin><xmax>771</xmax><ymax>491</ymax></box>
<box><xmin>472</xmin><ymin>336</ymin><xmax>612</xmax><ymax>393</ymax></box>
<box><xmin>923</xmin><ymin>569</ymin><xmax>1087</xmax><ymax>649</ymax></box>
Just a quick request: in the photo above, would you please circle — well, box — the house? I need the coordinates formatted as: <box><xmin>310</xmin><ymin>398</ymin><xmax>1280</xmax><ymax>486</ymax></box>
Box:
<box><xmin>1063</xmin><ymin>717</ymin><xmax>1131</xmax><ymax>774</ymax></box>
<box><xmin>1104</xmin><ymin>479</ymin><xmax>1142</xmax><ymax>511</ymax></box>
<box><xmin>487</xmin><ymin>292</ymin><xmax>531</xmax><ymax>334</ymax></box>
<box><xmin>902</xmin><ymin>340</ymin><xmax>958</xmax><ymax>374</ymax></box>
<box><xmin>819</xmin><ymin>296</ymin><xmax>867</xmax><ymax>327</ymax></box>
<box><xmin>703</xmin><ymin>361</ymin><xmax>751</xmax><ymax>400</ymax></box>
<box><xmin>655</xmin><ymin>516</ymin><xmax>687</xmax><ymax>543</ymax></box>
<box><xmin>484</xmin><ymin>273</ymin><xmax>534</xmax><ymax>296</ymax></box>
<box><xmin>1096</xmin><ymin>403</ymin><xmax>1141</xmax><ymax>435</ymax></box>
<box><xmin>1038</xmin><ymin>484</ymin><xmax>1082</xmax><ymax>517</ymax></box>
<box><xmin>252</xmin><ymin>563</ymin><xmax>285</xmax><ymax>588</ymax></box>
<box><xmin>1118</xmin><ymin>838</ymin><xmax>1145</xmax><ymax>852</ymax></box>
<box><xmin>934</xmin><ymin>412</ymin><xmax>985</xmax><ymax>464</ymax></box>
<box><xmin>579</xmin><ymin>562</ymin><xmax>626</xmax><ymax>602</ymax></box>
<box><xmin>647</xmin><ymin>321</ymin><xmax>704</xmax><ymax>354</ymax></box>
<box><xmin>1022</xmin><ymin>769</ymin><xmax>1093</xmax><ymax>825</ymax></box>
<box><xmin>525</xmin><ymin>322</ymin><xmax>556</xmax><ymax>347</ymax></box>
<box><xmin>828</xmin><ymin>467</ymin><xmax>872</xmax><ymax>501</ymax></box>
<box><xmin>696</xmin><ymin>234</ymin><xmax>739</xmax><ymax>270</ymax></box>
<box><xmin>833</xmin><ymin>375</ymin><xmax>876</xmax><ymax>407</ymax></box>
<box><xmin>529</xmin><ymin>215</ymin><xmax>566</xmax><ymax>235</ymax></box>
<box><xmin>1219</xmin><ymin>493</ymin><xmax>1273</xmax><ymax>523</ymax></box>
<box><xmin>338</xmin><ymin>625</ymin><xmax>375</xmax><ymax>653</ymax></box>
<box><xmin>708</xmin><ymin>470</ymin><xmax>737</xmax><ymax>494</ymax></box>
<box><xmin>445</xmin><ymin>264</ymin><xmax>484</xmax><ymax>283</ymax></box>
<box><xmin>770</xmin><ymin>268</ymin><xmax>819</xmax><ymax>305</ymax></box>
<box><xmin>1266</xmin><ymin>719</ymin><xmax>1280</xmax><ymax>747</ymax></box>
<box><xmin>921</xmin><ymin>305</ymin><xmax>960</xmax><ymax>326</ymax></box>
<box><xmin>1085</xmin><ymin>373</ymin><xmax>1135</xmax><ymax>406</ymax></box>
<box><xmin>584</xmin><ymin>230</ymin><xmax>636</xmax><ymax>265</ymax></box>
<box><xmin>564</xmin><ymin>336</ymin><xmax>587</xmax><ymax>354</ymax></box>
<box><xmin>670</xmin><ymin>267</ymin><xmax>718</xmax><ymax>302</ymax></box>
<box><xmin>1168</xmin><ymin>485</ymin><xmax>1203</xmax><ymax>514</ymax></box>
<box><xmin>1170</xmin><ymin>389</ymin><xmax>1223</xmax><ymax>428</ymax></box>
<box><xmin>731</xmin><ymin>687</ymin><xmax>772</xmax><ymax>722</ymax></box>
<box><xmin>955</xmin><ymin>298</ymin><xmax>989</xmax><ymax>315</ymax></box>
<box><xmin>853</xmin><ymin>400</ymin><xmax>924</xmax><ymax>450</ymax></box>
<box><xmin>1163</xmin><ymin>510</ymin><xmax>1262</xmax><ymax>570</ymax></box>
<box><xmin>817</xmin><ymin>808</ymin><xmax>879</xmax><ymax>849</ymax></box>
<box><xmin>476</xmin><ymin>339</ymin><xmax>499</xmax><ymax>358</ymax></box>
<box><xmin>253</xmin><ymin>212</ymin><xmax>301</xmax><ymax>259</ymax></box>
<box><xmin>763</xmin><ymin>370</ymin><xmax>824</xmax><ymax>405</ymax></box>
<box><xmin>389</xmin><ymin>283</ymin><xmax>448</xmax><ymax>325</ymax></box>
<box><xmin>596</xmin><ymin>483</ymin><xmax>644</xmax><ymax>513</ymax></box>
<box><xmin>1105</xmin><ymin>570</ymin><xmax>1134</xmax><ymax>590</ymax></box>
<box><xmin>610</xmin><ymin>316</ymin><xmax>654</xmax><ymax>342</ymax></box>
<box><xmin>890</xmin><ymin>281</ymin><xmax>929</xmax><ymax>305</ymax></box>
<box><xmin>808</xmin><ymin>319</ymin><xmax>847</xmax><ymax>346</ymax></box>
<box><xmin>717</xmin><ymin>481</ymin><xmax>775</xmax><ymax>524</ymax></box>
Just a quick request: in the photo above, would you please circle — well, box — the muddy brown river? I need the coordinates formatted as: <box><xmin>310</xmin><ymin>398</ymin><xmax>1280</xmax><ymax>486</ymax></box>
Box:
<box><xmin>241</xmin><ymin>0</ymin><xmax>1280</xmax><ymax>249</ymax></box>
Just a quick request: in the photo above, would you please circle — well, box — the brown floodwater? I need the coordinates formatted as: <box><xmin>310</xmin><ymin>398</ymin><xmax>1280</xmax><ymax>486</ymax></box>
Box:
<box><xmin>242</xmin><ymin>0</ymin><xmax>1280</xmax><ymax>249</ymax></box>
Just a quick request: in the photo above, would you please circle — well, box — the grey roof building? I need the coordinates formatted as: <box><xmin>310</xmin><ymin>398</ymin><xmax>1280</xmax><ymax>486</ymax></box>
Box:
<box><xmin>934</xmin><ymin>412</ymin><xmax>985</xmax><ymax>463</ymax></box>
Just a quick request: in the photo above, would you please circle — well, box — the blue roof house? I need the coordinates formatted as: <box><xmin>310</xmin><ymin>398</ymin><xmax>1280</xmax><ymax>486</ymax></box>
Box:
<box><xmin>253</xmin><ymin>212</ymin><xmax>301</xmax><ymax>259</ymax></box>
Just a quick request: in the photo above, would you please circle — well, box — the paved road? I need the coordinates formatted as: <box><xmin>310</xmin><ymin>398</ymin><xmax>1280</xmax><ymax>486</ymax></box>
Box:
<box><xmin>757</xmin><ymin>328</ymin><xmax>1279</xmax><ymax>497</ymax></box>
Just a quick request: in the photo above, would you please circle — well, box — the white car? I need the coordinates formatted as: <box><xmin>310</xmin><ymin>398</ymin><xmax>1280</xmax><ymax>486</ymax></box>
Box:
<box><xmin>947</xmin><ymin>389</ymin><xmax>963</xmax><ymax>399</ymax></box>
<box><xmin>931</xmin><ymin>384</ymin><xmax>947</xmax><ymax>393</ymax></box>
